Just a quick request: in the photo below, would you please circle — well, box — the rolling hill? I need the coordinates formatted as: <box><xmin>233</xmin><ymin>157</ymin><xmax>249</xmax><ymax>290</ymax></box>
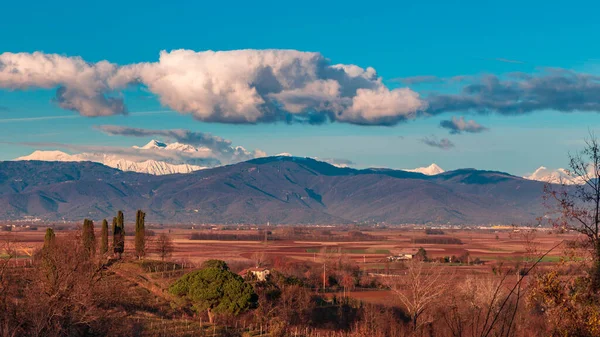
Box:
<box><xmin>0</xmin><ymin>156</ymin><xmax>554</xmax><ymax>224</ymax></box>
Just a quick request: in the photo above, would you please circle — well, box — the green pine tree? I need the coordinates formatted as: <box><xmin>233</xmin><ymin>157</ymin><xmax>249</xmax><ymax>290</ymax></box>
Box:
<box><xmin>135</xmin><ymin>210</ymin><xmax>146</xmax><ymax>259</ymax></box>
<box><xmin>169</xmin><ymin>260</ymin><xmax>256</xmax><ymax>323</ymax></box>
<box><xmin>101</xmin><ymin>219</ymin><xmax>108</xmax><ymax>255</ymax></box>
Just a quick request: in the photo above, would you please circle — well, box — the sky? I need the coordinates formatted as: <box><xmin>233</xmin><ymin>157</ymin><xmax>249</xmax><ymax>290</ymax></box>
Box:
<box><xmin>1</xmin><ymin>0</ymin><xmax>600</xmax><ymax>175</ymax></box>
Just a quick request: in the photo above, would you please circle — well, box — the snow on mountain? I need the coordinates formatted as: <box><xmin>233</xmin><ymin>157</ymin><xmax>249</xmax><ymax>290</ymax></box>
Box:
<box><xmin>524</xmin><ymin>166</ymin><xmax>580</xmax><ymax>185</ymax></box>
<box><xmin>405</xmin><ymin>163</ymin><xmax>445</xmax><ymax>175</ymax></box>
<box><xmin>134</xmin><ymin>140</ymin><xmax>167</xmax><ymax>150</ymax></box>
<box><xmin>102</xmin><ymin>158</ymin><xmax>203</xmax><ymax>175</ymax></box>
<box><xmin>18</xmin><ymin>150</ymin><xmax>80</xmax><ymax>162</ymax></box>
<box><xmin>165</xmin><ymin>142</ymin><xmax>201</xmax><ymax>153</ymax></box>
<box><xmin>16</xmin><ymin>140</ymin><xmax>207</xmax><ymax>175</ymax></box>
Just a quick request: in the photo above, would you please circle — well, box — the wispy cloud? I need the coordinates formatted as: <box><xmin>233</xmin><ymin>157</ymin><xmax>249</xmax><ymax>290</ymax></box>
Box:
<box><xmin>0</xmin><ymin>110</ymin><xmax>171</xmax><ymax>123</ymax></box>
<box><xmin>95</xmin><ymin>125</ymin><xmax>266</xmax><ymax>164</ymax></box>
<box><xmin>389</xmin><ymin>75</ymin><xmax>440</xmax><ymax>85</ymax></box>
<box><xmin>420</xmin><ymin>136</ymin><xmax>455</xmax><ymax>150</ymax></box>
<box><xmin>0</xmin><ymin>115</ymin><xmax>78</xmax><ymax>123</ymax></box>
<box><xmin>439</xmin><ymin>116</ymin><xmax>489</xmax><ymax>134</ymax></box>
<box><xmin>492</xmin><ymin>57</ymin><xmax>525</xmax><ymax>64</ymax></box>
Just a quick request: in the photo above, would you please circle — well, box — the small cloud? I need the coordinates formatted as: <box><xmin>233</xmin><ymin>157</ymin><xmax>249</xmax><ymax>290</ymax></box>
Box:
<box><xmin>493</xmin><ymin>57</ymin><xmax>525</xmax><ymax>64</ymax></box>
<box><xmin>420</xmin><ymin>136</ymin><xmax>455</xmax><ymax>150</ymax></box>
<box><xmin>449</xmin><ymin>75</ymin><xmax>474</xmax><ymax>83</ymax></box>
<box><xmin>316</xmin><ymin>157</ymin><xmax>354</xmax><ymax>167</ymax></box>
<box><xmin>389</xmin><ymin>75</ymin><xmax>440</xmax><ymax>85</ymax></box>
<box><xmin>440</xmin><ymin>116</ymin><xmax>489</xmax><ymax>134</ymax></box>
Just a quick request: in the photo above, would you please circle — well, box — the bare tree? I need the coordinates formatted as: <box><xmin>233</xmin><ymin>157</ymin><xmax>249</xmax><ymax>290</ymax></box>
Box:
<box><xmin>0</xmin><ymin>235</ymin><xmax>22</xmax><ymax>337</ymax></box>
<box><xmin>251</xmin><ymin>251</ymin><xmax>268</xmax><ymax>267</ymax></box>
<box><xmin>6</xmin><ymin>231</ymin><xmax>116</xmax><ymax>337</ymax></box>
<box><xmin>442</xmin><ymin>240</ymin><xmax>564</xmax><ymax>337</ymax></box>
<box><xmin>545</xmin><ymin>133</ymin><xmax>600</xmax><ymax>288</ymax></box>
<box><xmin>386</xmin><ymin>260</ymin><xmax>448</xmax><ymax>331</ymax></box>
<box><xmin>154</xmin><ymin>233</ymin><xmax>174</xmax><ymax>261</ymax></box>
<box><xmin>521</xmin><ymin>228</ymin><xmax>540</xmax><ymax>266</ymax></box>
<box><xmin>442</xmin><ymin>271</ymin><xmax>522</xmax><ymax>337</ymax></box>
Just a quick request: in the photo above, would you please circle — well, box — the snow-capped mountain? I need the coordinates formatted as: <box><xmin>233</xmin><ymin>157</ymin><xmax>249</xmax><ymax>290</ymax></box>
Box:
<box><xmin>134</xmin><ymin>139</ymin><xmax>167</xmax><ymax>150</ymax></box>
<box><xmin>16</xmin><ymin>140</ymin><xmax>209</xmax><ymax>175</ymax></box>
<box><xmin>523</xmin><ymin>166</ymin><xmax>580</xmax><ymax>185</ymax></box>
<box><xmin>405</xmin><ymin>163</ymin><xmax>445</xmax><ymax>176</ymax></box>
<box><xmin>133</xmin><ymin>140</ymin><xmax>208</xmax><ymax>154</ymax></box>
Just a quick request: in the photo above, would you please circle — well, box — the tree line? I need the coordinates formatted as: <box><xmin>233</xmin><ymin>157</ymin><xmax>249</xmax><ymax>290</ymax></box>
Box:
<box><xmin>45</xmin><ymin>209</ymin><xmax>173</xmax><ymax>261</ymax></box>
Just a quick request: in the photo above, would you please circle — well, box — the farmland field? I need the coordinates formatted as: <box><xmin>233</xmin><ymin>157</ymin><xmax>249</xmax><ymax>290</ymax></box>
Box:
<box><xmin>1</xmin><ymin>225</ymin><xmax>584</xmax><ymax>305</ymax></box>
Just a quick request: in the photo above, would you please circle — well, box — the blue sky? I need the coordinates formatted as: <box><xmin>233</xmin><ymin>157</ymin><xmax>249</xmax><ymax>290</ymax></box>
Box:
<box><xmin>1</xmin><ymin>0</ymin><xmax>600</xmax><ymax>175</ymax></box>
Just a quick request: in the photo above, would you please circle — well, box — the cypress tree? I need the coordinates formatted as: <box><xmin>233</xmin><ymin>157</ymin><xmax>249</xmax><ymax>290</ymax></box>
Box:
<box><xmin>114</xmin><ymin>211</ymin><xmax>125</xmax><ymax>258</ymax></box>
<box><xmin>82</xmin><ymin>219</ymin><xmax>96</xmax><ymax>256</ymax></box>
<box><xmin>112</xmin><ymin>217</ymin><xmax>117</xmax><ymax>251</ymax></box>
<box><xmin>135</xmin><ymin>210</ymin><xmax>146</xmax><ymax>259</ymax></box>
<box><xmin>101</xmin><ymin>219</ymin><xmax>109</xmax><ymax>255</ymax></box>
<box><xmin>82</xmin><ymin>219</ymin><xmax>88</xmax><ymax>246</ymax></box>
<box><xmin>117</xmin><ymin>210</ymin><xmax>124</xmax><ymax>235</ymax></box>
<box><xmin>43</xmin><ymin>228</ymin><xmax>55</xmax><ymax>249</ymax></box>
<box><xmin>42</xmin><ymin>228</ymin><xmax>56</xmax><ymax>274</ymax></box>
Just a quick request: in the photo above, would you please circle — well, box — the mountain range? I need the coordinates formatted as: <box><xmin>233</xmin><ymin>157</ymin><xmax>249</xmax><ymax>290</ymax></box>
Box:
<box><xmin>523</xmin><ymin>166</ymin><xmax>581</xmax><ymax>185</ymax></box>
<box><xmin>15</xmin><ymin>140</ymin><xmax>212</xmax><ymax>175</ymax></box>
<box><xmin>0</xmin><ymin>156</ymin><xmax>560</xmax><ymax>224</ymax></box>
<box><xmin>15</xmin><ymin>141</ymin><xmax>577</xmax><ymax>186</ymax></box>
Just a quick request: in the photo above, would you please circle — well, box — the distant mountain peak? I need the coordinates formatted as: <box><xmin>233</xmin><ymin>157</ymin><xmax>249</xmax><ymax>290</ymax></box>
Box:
<box><xmin>16</xmin><ymin>140</ymin><xmax>207</xmax><ymax>175</ymax></box>
<box><xmin>17</xmin><ymin>150</ymin><xmax>79</xmax><ymax>162</ymax></box>
<box><xmin>405</xmin><ymin>163</ymin><xmax>445</xmax><ymax>176</ymax></box>
<box><xmin>135</xmin><ymin>139</ymin><xmax>167</xmax><ymax>150</ymax></box>
<box><xmin>524</xmin><ymin>166</ymin><xmax>580</xmax><ymax>185</ymax></box>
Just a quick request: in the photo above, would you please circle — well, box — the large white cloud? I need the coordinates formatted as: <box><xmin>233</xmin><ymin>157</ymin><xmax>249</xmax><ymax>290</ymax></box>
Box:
<box><xmin>0</xmin><ymin>49</ymin><xmax>427</xmax><ymax>125</ymax></box>
<box><xmin>0</xmin><ymin>52</ymin><xmax>125</xmax><ymax>116</ymax></box>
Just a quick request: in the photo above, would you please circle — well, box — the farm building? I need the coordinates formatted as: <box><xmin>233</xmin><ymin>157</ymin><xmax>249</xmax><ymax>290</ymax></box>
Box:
<box><xmin>239</xmin><ymin>267</ymin><xmax>271</xmax><ymax>281</ymax></box>
<box><xmin>387</xmin><ymin>253</ymin><xmax>415</xmax><ymax>261</ymax></box>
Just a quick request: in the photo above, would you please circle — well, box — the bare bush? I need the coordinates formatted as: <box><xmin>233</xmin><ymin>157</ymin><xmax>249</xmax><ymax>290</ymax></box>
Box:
<box><xmin>386</xmin><ymin>261</ymin><xmax>449</xmax><ymax>332</ymax></box>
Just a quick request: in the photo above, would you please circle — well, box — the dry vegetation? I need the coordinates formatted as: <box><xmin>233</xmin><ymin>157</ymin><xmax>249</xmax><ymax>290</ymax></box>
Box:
<box><xmin>0</xmin><ymin>222</ymin><xmax>596</xmax><ymax>337</ymax></box>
